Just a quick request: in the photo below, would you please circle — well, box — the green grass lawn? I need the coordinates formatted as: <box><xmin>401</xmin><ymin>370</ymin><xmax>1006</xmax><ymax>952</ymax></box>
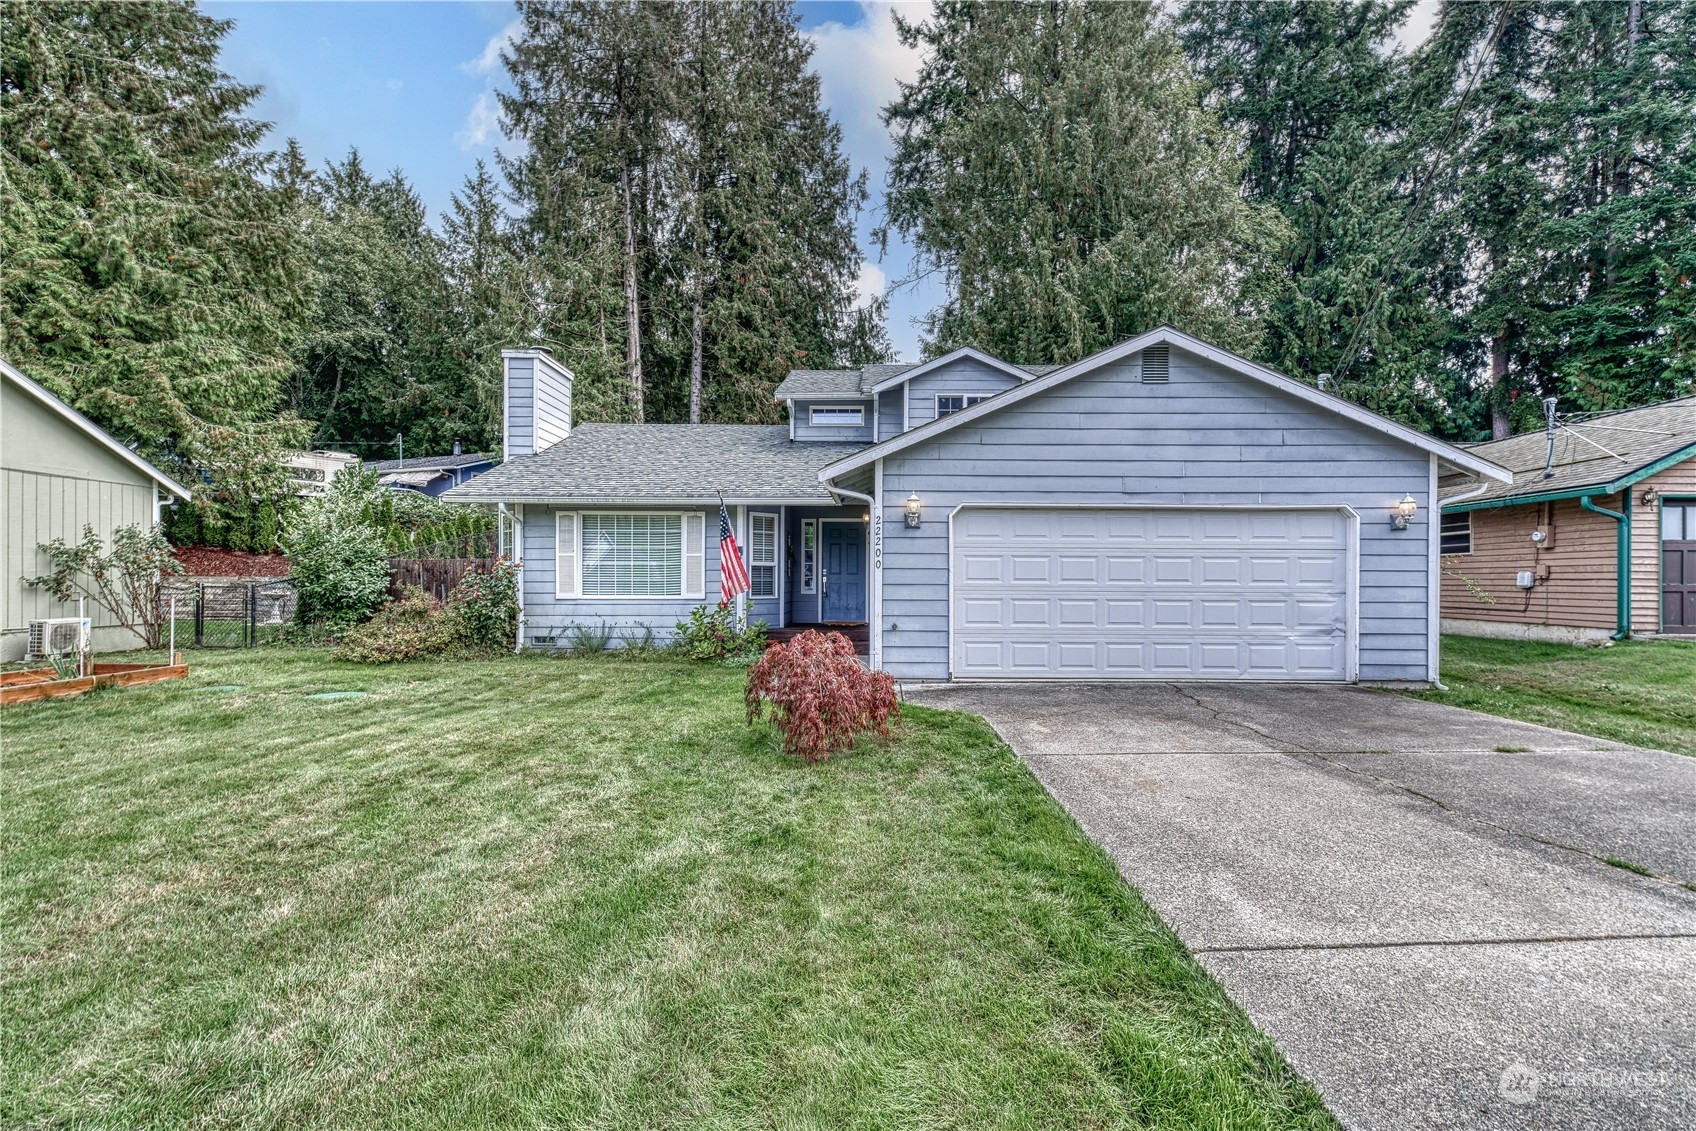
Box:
<box><xmin>2</xmin><ymin>650</ymin><xmax>1332</xmax><ymax>1130</ymax></box>
<box><xmin>1420</xmin><ymin>634</ymin><xmax>1696</xmax><ymax>756</ymax></box>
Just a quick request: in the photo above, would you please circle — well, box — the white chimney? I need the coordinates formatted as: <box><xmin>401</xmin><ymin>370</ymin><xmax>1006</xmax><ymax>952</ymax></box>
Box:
<box><xmin>502</xmin><ymin>347</ymin><xmax>573</xmax><ymax>461</ymax></box>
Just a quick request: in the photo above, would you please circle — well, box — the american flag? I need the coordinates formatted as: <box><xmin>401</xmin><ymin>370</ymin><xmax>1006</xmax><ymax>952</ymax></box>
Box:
<box><xmin>718</xmin><ymin>502</ymin><xmax>750</xmax><ymax>603</ymax></box>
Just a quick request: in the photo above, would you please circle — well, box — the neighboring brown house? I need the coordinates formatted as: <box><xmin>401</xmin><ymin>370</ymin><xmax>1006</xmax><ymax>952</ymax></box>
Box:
<box><xmin>1439</xmin><ymin>396</ymin><xmax>1696</xmax><ymax>642</ymax></box>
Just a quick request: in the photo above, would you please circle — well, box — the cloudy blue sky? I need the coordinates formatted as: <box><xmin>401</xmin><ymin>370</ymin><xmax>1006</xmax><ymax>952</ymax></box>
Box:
<box><xmin>202</xmin><ymin>1</ymin><xmax>1440</xmax><ymax>361</ymax></box>
<box><xmin>204</xmin><ymin>0</ymin><xmax>942</xmax><ymax>358</ymax></box>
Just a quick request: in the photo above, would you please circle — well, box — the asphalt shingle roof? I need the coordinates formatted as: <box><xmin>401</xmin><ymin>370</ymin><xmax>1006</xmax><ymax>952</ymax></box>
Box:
<box><xmin>441</xmin><ymin>425</ymin><xmax>868</xmax><ymax>504</ymax></box>
<box><xmin>772</xmin><ymin>361</ymin><xmax>1061</xmax><ymax>400</ymax></box>
<box><xmin>1440</xmin><ymin>396</ymin><xmax>1696</xmax><ymax>508</ymax></box>
<box><xmin>366</xmin><ymin>452</ymin><xmax>495</xmax><ymax>472</ymax></box>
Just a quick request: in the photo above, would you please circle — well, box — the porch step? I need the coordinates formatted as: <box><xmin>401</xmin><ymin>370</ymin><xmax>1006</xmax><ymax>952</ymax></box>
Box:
<box><xmin>767</xmin><ymin>623</ymin><xmax>869</xmax><ymax>651</ymax></box>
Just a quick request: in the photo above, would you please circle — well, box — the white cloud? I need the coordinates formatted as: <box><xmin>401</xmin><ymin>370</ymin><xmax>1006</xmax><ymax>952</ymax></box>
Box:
<box><xmin>386</xmin><ymin>78</ymin><xmax>404</xmax><ymax>92</ymax></box>
<box><xmin>853</xmin><ymin>260</ymin><xmax>886</xmax><ymax>310</ymax></box>
<box><xmin>1395</xmin><ymin>0</ymin><xmax>1441</xmax><ymax>52</ymax></box>
<box><xmin>806</xmin><ymin>2</ymin><xmax>926</xmax><ymax>172</ymax></box>
<box><xmin>462</xmin><ymin>17</ymin><xmax>521</xmax><ymax>77</ymax></box>
<box><xmin>455</xmin><ymin>90</ymin><xmax>503</xmax><ymax>151</ymax></box>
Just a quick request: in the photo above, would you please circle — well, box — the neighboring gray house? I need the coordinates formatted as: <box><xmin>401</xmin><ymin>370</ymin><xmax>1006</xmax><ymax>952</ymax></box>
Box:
<box><xmin>365</xmin><ymin>445</ymin><xmax>497</xmax><ymax>498</ymax></box>
<box><xmin>2</xmin><ymin>357</ymin><xmax>191</xmax><ymax>659</ymax></box>
<box><xmin>446</xmin><ymin>330</ymin><xmax>1511</xmax><ymax>684</ymax></box>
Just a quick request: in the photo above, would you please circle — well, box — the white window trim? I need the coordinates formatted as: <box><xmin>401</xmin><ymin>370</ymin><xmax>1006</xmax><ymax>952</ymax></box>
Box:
<box><xmin>749</xmin><ymin>511</ymin><xmax>779</xmax><ymax>599</ymax></box>
<box><xmin>557</xmin><ymin>510</ymin><xmax>704</xmax><ymax>600</ymax></box>
<box><xmin>935</xmin><ymin>392</ymin><xmax>990</xmax><ymax>418</ymax></box>
<box><xmin>1439</xmin><ymin>510</ymin><xmax>1473</xmax><ymax>556</ymax></box>
<box><xmin>808</xmin><ymin>404</ymin><xmax>865</xmax><ymax>427</ymax></box>
<box><xmin>799</xmin><ymin>518</ymin><xmax>817</xmax><ymax>595</ymax></box>
<box><xmin>555</xmin><ymin>511</ymin><xmax>578</xmax><ymax>598</ymax></box>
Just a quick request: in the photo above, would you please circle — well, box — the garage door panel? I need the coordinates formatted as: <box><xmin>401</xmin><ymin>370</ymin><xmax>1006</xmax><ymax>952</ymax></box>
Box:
<box><xmin>952</xmin><ymin>508</ymin><xmax>1351</xmax><ymax>680</ymax></box>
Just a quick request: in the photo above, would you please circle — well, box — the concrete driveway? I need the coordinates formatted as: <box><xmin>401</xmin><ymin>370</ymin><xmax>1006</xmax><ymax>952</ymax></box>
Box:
<box><xmin>902</xmin><ymin>682</ymin><xmax>1696</xmax><ymax>1131</ymax></box>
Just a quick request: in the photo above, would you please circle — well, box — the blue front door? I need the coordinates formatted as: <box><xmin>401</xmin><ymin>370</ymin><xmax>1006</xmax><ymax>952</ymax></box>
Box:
<box><xmin>822</xmin><ymin>521</ymin><xmax>866</xmax><ymax>622</ymax></box>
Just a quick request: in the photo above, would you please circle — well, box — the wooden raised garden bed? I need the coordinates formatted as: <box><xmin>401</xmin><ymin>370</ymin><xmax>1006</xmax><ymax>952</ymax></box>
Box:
<box><xmin>1</xmin><ymin>657</ymin><xmax>188</xmax><ymax>706</ymax></box>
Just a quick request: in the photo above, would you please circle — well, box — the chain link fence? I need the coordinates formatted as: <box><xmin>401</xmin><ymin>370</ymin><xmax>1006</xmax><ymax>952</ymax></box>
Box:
<box><xmin>162</xmin><ymin>581</ymin><xmax>297</xmax><ymax>648</ymax></box>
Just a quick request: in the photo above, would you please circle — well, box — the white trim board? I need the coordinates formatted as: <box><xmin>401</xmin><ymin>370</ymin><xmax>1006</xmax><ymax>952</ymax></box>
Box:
<box><xmin>820</xmin><ymin>327</ymin><xmax>1513</xmax><ymax>486</ymax></box>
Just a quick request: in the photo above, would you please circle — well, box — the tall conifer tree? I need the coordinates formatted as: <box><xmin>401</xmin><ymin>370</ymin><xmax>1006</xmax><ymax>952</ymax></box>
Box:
<box><xmin>1</xmin><ymin>1</ymin><xmax>305</xmax><ymax>465</ymax></box>
<box><xmin>883</xmin><ymin>0</ymin><xmax>1283</xmax><ymax>363</ymax></box>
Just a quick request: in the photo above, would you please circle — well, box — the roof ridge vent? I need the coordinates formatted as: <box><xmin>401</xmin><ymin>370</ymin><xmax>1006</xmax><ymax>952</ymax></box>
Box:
<box><xmin>1140</xmin><ymin>344</ymin><xmax>1170</xmax><ymax>384</ymax></box>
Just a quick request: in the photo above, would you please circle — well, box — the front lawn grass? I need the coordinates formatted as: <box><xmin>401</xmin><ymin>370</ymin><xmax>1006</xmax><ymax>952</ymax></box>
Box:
<box><xmin>2</xmin><ymin>649</ymin><xmax>1332</xmax><ymax>1130</ymax></box>
<box><xmin>1419</xmin><ymin>634</ymin><xmax>1696</xmax><ymax>756</ymax></box>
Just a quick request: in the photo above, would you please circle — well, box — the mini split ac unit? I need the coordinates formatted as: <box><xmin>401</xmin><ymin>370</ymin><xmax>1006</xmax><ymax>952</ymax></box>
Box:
<box><xmin>25</xmin><ymin>617</ymin><xmax>90</xmax><ymax>661</ymax></box>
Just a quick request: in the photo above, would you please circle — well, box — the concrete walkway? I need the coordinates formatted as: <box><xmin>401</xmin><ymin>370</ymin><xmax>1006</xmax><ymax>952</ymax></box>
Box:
<box><xmin>902</xmin><ymin>682</ymin><xmax>1696</xmax><ymax>1131</ymax></box>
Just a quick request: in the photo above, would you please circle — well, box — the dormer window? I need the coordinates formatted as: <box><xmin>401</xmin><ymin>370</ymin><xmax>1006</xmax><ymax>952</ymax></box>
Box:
<box><xmin>809</xmin><ymin>405</ymin><xmax>865</xmax><ymax>427</ymax></box>
<box><xmin>936</xmin><ymin>394</ymin><xmax>989</xmax><ymax>417</ymax></box>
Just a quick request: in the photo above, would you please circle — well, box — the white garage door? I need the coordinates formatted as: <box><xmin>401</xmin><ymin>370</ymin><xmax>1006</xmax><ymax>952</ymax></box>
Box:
<box><xmin>951</xmin><ymin>508</ymin><xmax>1352</xmax><ymax>680</ymax></box>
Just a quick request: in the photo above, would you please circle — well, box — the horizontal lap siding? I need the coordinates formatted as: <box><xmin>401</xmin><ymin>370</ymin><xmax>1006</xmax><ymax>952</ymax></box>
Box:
<box><xmin>877</xmin><ymin>390</ymin><xmax>902</xmax><ymax>439</ymax></box>
<box><xmin>504</xmin><ymin>357</ymin><xmax>534</xmax><ymax>457</ymax></box>
<box><xmin>532</xmin><ymin>360</ymin><xmax>573</xmax><ymax>453</ymax></box>
<box><xmin>1634</xmin><ymin>461</ymin><xmax>1696</xmax><ymax>632</ymax></box>
<box><xmin>902</xmin><ymin>359</ymin><xmax>1024</xmax><ymax>429</ymax></box>
<box><xmin>1440</xmin><ymin>498</ymin><xmax>1619</xmax><ymax>632</ymax></box>
<box><xmin>520</xmin><ymin>505</ymin><xmax>722</xmax><ymax>645</ymax></box>
<box><xmin>792</xmin><ymin>398</ymin><xmax>873</xmax><ymax>442</ymax></box>
<box><xmin>877</xmin><ymin>350</ymin><xmax>1434</xmax><ymax>682</ymax></box>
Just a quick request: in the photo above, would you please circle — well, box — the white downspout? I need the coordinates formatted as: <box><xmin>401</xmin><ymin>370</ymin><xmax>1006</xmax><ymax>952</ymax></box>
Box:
<box><xmin>824</xmin><ymin>482</ymin><xmax>877</xmax><ymax>667</ymax></box>
<box><xmin>511</xmin><ymin>503</ymin><xmax>525</xmax><ymax>653</ymax></box>
<box><xmin>1430</xmin><ymin>475</ymin><xmax>1493</xmax><ymax>687</ymax></box>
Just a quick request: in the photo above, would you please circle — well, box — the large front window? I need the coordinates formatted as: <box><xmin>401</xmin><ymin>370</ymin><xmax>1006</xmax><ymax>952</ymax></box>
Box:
<box><xmin>581</xmin><ymin>513</ymin><xmax>683</xmax><ymax>596</ymax></box>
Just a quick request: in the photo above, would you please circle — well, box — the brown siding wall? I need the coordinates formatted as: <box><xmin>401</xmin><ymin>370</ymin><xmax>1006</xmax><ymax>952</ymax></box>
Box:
<box><xmin>1633</xmin><ymin>458</ymin><xmax>1696</xmax><ymax>632</ymax></box>
<box><xmin>1441</xmin><ymin>493</ymin><xmax>1623</xmax><ymax>630</ymax></box>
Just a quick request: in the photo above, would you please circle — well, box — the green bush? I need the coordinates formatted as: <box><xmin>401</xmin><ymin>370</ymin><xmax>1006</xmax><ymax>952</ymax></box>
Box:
<box><xmin>338</xmin><ymin>562</ymin><xmax>518</xmax><ymax>663</ymax></box>
<box><xmin>673</xmin><ymin>602</ymin><xmax>767</xmax><ymax>661</ymax></box>
<box><xmin>280</xmin><ymin>469</ymin><xmax>392</xmax><ymax>627</ymax></box>
<box><xmin>336</xmin><ymin>587</ymin><xmax>457</xmax><ymax>663</ymax></box>
<box><xmin>449</xmin><ymin>556</ymin><xmax>518</xmax><ymax>653</ymax></box>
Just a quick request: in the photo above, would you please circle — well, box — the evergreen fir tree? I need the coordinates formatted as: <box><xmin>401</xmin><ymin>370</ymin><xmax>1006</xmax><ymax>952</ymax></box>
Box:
<box><xmin>501</xmin><ymin>0</ymin><xmax>881</xmax><ymax>424</ymax></box>
<box><xmin>1</xmin><ymin>0</ymin><xmax>306</xmax><ymax>466</ymax></box>
<box><xmin>883</xmin><ymin>0</ymin><xmax>1284</xmax><ymax>363</ymax></box>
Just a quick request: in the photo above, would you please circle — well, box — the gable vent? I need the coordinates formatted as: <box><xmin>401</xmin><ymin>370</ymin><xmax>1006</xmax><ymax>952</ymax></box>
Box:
<box><xmin>1140</xmin><ymin>344</ymin><xmax>1170</xmax><ymax>384</ymax></box>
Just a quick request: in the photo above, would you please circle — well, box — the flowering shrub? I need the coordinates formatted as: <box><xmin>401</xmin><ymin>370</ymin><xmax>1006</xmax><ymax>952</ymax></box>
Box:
<box><xmin>745</xmin><ymin>630</ymin><xmax>899</xmax><ymax>763</ymax></box>
<box><xmin>449</xmin><ymin>555</ymin><xmax>519</xmax><ymax>652</ymax></box>
<box><xmin>674</xmin><ymin>601</ymin><xmax>767</xmax><ymax>661</ymax></box>
<box><xmin>337</xmin><ymin>587</ymin><xmax>457</xmax><ymax>663</ymax></box>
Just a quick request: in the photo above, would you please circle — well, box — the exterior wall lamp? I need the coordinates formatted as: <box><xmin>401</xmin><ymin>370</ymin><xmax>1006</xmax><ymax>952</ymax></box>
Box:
<box><xmin>904</xmin><ymin>492</ymin><xmax>923</xmax><ymax>528</ymax></box>
<box><xmin>1391</xmin><ymin>494</ymin><xmax>1418</xmax><ymax>531</ymax></box>
<box><xmin>1642</xmin><ymin>487</ymin><xmax>1659</xmax><ymax>507</ymax></box>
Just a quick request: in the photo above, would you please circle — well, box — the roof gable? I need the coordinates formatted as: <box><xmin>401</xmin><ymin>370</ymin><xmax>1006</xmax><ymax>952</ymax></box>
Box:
<box><xmin>1</xmin><ymin>357</ymin><xmax>191</xmax><ymax>499</ymax></box>
<box><xmin>864</xmin><ymin>346</ymin><xmax>1032</xmax><ymax>394</ymax></box>
<box><xmin>818</xmin><ymin>327</ymin><xmax>1512</xmax><ymax>485</ymax></box>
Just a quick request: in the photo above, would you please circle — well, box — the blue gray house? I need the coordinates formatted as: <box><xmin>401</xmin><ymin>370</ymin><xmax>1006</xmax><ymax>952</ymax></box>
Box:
<box><xmin>445</xmin><ymin>332</ymin><xmax>1511</xmax><ymax>684</ymax></box>
<box><xmin>366</xmin><ymin>444</ymin><xmax>496</xmax><ymax>497</ymax></box>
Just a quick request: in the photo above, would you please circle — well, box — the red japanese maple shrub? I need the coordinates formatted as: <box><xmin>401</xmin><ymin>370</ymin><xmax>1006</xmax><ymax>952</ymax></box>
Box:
<box><xmin>745</xmin><ymin>630</ymin><xmax>899</xmax><ymax>763</ymax></box>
